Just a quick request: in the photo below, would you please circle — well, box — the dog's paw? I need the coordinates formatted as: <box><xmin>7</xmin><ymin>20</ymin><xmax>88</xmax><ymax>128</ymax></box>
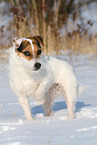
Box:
<box><xmin>26</xmin><ymin>116</ymin><xmax>33</xmax><ymax>121</ymax></box>
<box><xmin>68</xmin><ymin>113</ymin><xmax>75</xmax><ymax>119</ymax></box>
<box><xmin>35</xmin><ymin>99</ymin><xmax>45</xmax><ymax>105</ymax></box>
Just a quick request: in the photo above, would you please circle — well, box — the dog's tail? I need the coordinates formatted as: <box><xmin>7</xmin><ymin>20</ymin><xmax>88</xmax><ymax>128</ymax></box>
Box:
<box><xmin>77</xmin><ymin>85</ymin><xmax>85</xmax><ymax>96</ymax></box>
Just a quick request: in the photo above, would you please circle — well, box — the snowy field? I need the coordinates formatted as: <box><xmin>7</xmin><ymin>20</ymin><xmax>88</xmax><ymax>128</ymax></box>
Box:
<box><xmin>0</xmin><ymin>53</ymin><xmax>97</xmax><ymax>145</ymax></box>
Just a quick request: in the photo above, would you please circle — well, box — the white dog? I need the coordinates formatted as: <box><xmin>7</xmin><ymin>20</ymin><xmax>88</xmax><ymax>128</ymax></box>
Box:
<box><xmin>9</xmin><ymin>36</ymin><xmax>85</xmax><ymax>120</ymax></box>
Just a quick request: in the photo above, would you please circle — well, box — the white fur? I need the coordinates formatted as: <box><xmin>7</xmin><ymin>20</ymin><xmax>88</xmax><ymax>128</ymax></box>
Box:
<box><xmin>9</xmin><ymin>45</ymin><xmax>85</xmax><ymax>120</ymax></box>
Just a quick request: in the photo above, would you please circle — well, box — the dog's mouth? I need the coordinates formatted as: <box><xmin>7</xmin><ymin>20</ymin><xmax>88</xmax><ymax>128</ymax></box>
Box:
<box><xmin>33</xmin><ymin>62</ymin><xmax>41</xmax><ymax>71</ymax></box>
<box><xmin>33</xmin><ymin>67</ymin><xmax>41</xmax><ymax>71</ymax></box>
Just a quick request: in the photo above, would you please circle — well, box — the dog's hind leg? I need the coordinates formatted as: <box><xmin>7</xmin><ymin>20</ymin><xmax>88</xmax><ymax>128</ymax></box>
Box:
<box><xmin>63</xmin><ymin>89</ymin><xmax>76</xmax><ymax>119</ymax></box>
<box><xmin>18</xmin><ymin>96</ymin><xmax>33</xmax><ymax>121</ymax></box>
<box><xmin>42</xmin><ymin>93</ymin><xmax>54</xmax><ymax>116</ymax></box>
<box><xmin>42</xmin><ymin>85</ymin><xmax>57</xmax><ymax>116</ymax></box>
<box><xmin>43</xmin><ymin>83</ymin><xmax>63</xmax><ymax>116</ymax></box>
<box><xmin>60</xmin><ymin>78</ymin><xmax>77</xmax><ymax>119</ymax></box>
<box><xmin>66</xmin><ymin>100</ymin><xmax>76</xmax><ymax>119</ymax></box>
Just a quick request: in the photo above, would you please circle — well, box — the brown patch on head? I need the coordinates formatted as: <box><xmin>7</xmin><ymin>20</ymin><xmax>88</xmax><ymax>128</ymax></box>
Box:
<box><xmin>15</xmin><ymin>40</ymin><xmax>33</xmax><ymax>61</ymax></box>
<box><xmin>14</xmin><ymin>36</ymin><xmax>44</xmax><ymax>61</ymax></box>
<box><xmin>29</xmin><ymin>36</ymin><xmax>44</xmax><ymax>59</ymax></box>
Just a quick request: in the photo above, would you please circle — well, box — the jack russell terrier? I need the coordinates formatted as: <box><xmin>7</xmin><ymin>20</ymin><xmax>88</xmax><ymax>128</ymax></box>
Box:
<box><xmin>9</xmin><ymin>36</ymin><xmax>85</xmax><ymax>120</ymax></box>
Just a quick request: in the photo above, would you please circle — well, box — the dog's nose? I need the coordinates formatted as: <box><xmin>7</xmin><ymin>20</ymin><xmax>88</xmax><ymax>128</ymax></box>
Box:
<box><xmin>34</xmin><ymin>62</ymin><xmax>41</xmax><ymax>70</ymax></box>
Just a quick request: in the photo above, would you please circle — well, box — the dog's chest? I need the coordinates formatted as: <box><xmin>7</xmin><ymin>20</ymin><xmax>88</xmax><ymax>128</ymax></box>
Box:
<box><xmin>18</xmin><ymin>74</ymin><xmax>40</xmax><ymax>97</ymax></box>
<box><xmin>10</xmin><ymin>66</ymin><xmax>40</xmax><ymax>97</ymax></box>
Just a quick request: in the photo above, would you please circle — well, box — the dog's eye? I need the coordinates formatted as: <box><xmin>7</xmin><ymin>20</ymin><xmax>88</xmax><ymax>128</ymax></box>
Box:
<box><xmin>23</xmin><ymin>51</ymin><xmax>30</xmax><ymax>56</ymax></box>
<box><xmin>37</xmin><ymin>50</ymin><xmax>42</xmax><ymax>55</ymax></box>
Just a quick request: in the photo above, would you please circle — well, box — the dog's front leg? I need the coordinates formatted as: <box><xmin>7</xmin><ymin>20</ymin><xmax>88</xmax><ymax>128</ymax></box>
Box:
<box><xmin>18</xmin><ymin>96</ymin><xmax>33</xmax><ymax>121</ymax></box>
<box><xmin>35</xmin><ymin>78</ymin><xmax>54</xmax><ymax>105</ymax></box>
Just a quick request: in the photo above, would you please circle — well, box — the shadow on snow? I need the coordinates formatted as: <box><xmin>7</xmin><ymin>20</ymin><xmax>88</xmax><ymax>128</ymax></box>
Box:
<box><xmin>31</xmin><ymin>101</ymin><xmax>91</xmax><ymax>115</ymax></box>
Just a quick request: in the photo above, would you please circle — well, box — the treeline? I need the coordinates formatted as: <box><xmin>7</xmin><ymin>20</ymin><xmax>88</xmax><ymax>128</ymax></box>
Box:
<box><xmin>0</xmin><ymin>0</ymin><xmax>96</xmax><ymax>54</ymax></box>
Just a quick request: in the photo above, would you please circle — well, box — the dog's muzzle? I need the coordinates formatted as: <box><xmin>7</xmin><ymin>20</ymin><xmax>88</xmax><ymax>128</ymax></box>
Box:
<box><xmin>34</xmin><ymin>62</ymin><xmax>41</xmax><ymax>71</ymax></box>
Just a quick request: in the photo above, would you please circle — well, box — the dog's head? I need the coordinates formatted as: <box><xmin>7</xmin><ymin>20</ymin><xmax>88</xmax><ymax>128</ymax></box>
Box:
<box><xmin>12</xmin><ymin>36</ymin><xmax>44</xmax><ymax>71</ymax></box>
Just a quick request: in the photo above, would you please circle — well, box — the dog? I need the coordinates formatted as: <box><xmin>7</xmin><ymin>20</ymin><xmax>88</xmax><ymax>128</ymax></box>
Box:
<box><xmin>9</xmin><ymin>36</ymin><xmax>85</xmax><ymax>120</ymax></box>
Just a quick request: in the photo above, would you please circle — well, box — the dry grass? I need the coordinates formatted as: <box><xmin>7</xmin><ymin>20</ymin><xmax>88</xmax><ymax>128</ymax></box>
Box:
<box><xmin>60</xmin><ymin>34</ymin><xmax>97</xmax><ymax>55</ymax></box>
<box><xmin>0</xmin><ymin>1</ymin><xmax>97</xmax><ymax>56</ymax></box>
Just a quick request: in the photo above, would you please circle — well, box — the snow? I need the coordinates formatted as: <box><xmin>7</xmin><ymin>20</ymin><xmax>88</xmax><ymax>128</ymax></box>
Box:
<box><xmin>0</xmin><ymin>54</ymin><xmax>97</xmax><ymax>145</ymax></box>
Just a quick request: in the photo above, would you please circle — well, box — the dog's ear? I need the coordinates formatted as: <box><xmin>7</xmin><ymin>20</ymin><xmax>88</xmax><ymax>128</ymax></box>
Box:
<box><xmin>30</xmin><ymin>36</ymin><xmax>44</xmax><ymax>46</ymax></box>
<box><xmin>33</xmin><ymin>36</ymin><xmax>44</xmax><ymax>46</ymax></box>
<box><xmin>12</xmin><ymin>38</ymin><xmax>20</xmax><ymax>47</ymax></box>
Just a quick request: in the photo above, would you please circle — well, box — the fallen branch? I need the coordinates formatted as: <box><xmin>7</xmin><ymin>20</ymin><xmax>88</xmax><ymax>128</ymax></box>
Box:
<box><xmin>47</xmin><ymin>138</ymin><xmax>52</xmax><ymax>145</ymax></box>
<box><xmin>0</xmin><ymin>104</ymin><xmax>5</xmax><ymax>110</ymax></box>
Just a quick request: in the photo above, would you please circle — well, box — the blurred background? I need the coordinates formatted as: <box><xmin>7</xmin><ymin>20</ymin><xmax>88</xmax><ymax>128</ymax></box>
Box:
<box><xmin>0</xmin><ymin>0</ymin><xmax>97</xmax><ymax>56</ymax></box>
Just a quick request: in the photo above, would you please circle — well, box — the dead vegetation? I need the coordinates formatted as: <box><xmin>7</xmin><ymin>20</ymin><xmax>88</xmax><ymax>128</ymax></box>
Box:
<box><xmin>0</xmin><ymin>0</ymin><xmax>97</xmax><ymax>56</ymax></box>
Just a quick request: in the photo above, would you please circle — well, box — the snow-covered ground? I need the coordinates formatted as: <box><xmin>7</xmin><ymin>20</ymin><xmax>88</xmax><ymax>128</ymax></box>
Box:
<box><xmin>0</xmin><ymin>54</ymin><xmax>97</xmax><ymax>145</ymax></box>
